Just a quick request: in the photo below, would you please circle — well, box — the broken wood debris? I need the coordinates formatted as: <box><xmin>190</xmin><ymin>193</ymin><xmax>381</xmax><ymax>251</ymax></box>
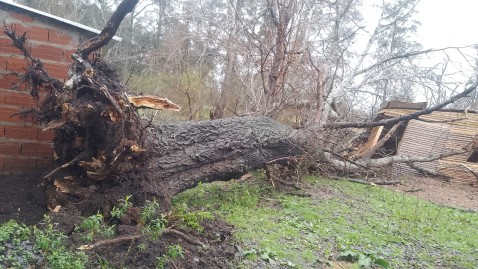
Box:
<box><xmin>127</xmin><ymin>95</ymin><xmax>181</xmax><ymax>111</ymax></box>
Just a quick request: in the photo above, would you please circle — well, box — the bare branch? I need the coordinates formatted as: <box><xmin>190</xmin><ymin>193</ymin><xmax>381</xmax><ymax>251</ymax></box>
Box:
<box><xmin>353</xmin><ymin>46</ymin><xmax>476</xmax><ymax>78</ymax></box>
<box><xmin>326</xmin><ymin>79</ymin><xmax>478</xmax><ymax>129</ymax></box>
<box><xmin>323</xmin><ymin>145</ymin><xmax>472</xmax><ymax>171</ymax></box>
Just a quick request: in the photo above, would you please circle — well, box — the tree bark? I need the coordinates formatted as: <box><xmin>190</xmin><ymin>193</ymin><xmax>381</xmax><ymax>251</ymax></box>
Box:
<box><xmin>144</xmin><ymin>117</ymin><xmax>305</xmax><ymax>198</ymax></box>
<box><xmin>77</xmin><ymin>0</ymin><xmax>139</xmax><ymax>58</ymax></box>
<box><xmin>45</xmin><ymin>117</ymin><xmax>307</xmax><ymax>214</ymax></box>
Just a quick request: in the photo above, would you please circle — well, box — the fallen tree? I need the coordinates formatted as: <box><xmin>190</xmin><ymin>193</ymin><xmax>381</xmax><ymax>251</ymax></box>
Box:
<box><xmin>3</xmin><ymin>0</ymin><xmax>478</xmax><ymax>216</ymax></box>
<box><xmin>3</xmin><ymin>0</ymin><xmax>314</xmax><ymax>214</ymax></box>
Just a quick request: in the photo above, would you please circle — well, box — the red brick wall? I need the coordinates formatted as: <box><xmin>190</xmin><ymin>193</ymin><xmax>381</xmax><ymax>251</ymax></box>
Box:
<box><xmin>0</xmin><ymin>7</ymin><xmax>92</xmax><ymax>173</ymax></box>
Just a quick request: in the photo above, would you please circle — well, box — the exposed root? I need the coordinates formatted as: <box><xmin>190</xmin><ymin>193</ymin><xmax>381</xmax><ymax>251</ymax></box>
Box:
<box><xmin>163</xmin><ymin>228</ymin><xmax>206</xmax><ymax>248</ymax></box>
<box><xmin>76</xmin><ymin>227</ymin><xmax>205</xmax><ymax>250</ymax></box>
<box><xmin>77</xmin><ymin>234</ymin><xmax>142</xmax><ymax>250</ymax></box>
<box><xmin>43</xmin><ymin>152</ymin><xmax>86</xmax><ymax>179</ymax></box>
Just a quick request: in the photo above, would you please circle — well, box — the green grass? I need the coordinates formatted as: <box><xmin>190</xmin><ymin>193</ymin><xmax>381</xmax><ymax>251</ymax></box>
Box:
<box><xmin>174</xmin><ymin>174</ymin><xmax>478</xmax><ymax>268</ymax></box>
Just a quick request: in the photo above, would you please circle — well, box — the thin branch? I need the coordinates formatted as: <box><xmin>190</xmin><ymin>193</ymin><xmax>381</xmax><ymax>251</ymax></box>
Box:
<box><xmin>353</xmin><ymin>46</ymin><xmax>476</xmax><ymax>77</ymax></box>
<box><xmin>408</xmin><ymin>163</ymin><xmax>450</xmax><ymax>179</ymax></box>
<box><xmin>460</xmin><ymin>163</ymin><xmax>478</xmax><ymax>180</ymax></box>
<box><xmin>43</xmin><ymin>153</ymin><xmax>87</xmax><ymax>179</ymax></box>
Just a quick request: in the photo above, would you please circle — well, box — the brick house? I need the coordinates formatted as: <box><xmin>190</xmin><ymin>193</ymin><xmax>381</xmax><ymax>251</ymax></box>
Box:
<box><xmin>0</xmin><ymin>0</ymin><xmax>119</xmax><ymax>174</ymax></box>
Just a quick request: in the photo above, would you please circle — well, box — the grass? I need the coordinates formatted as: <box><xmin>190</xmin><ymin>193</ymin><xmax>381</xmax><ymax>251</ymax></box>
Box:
<box><xmin>174</xmin><ymin>173</ymin><xmax>478</xmax><ymax>268</ymax></box>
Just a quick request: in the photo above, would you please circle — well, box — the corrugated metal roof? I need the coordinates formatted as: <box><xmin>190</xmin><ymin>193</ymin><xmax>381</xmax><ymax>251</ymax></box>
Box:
<box><xmin>393</xmin><ymin>120</ymin><xmax>450</xmax><ymax>176</ymax></box>
<box><xmin>379</xmin><ymin>108</ymin><xmax>478</xmax><ymax>183</ymax></box>
<box><xmin>0</xmin><ymin>0</ymin><xmax>121</xmax><ymax>42</ymax></box>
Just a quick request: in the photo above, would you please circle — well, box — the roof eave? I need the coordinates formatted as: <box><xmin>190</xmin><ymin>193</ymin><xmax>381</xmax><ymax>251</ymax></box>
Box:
<box><xmin>0</xmin><ymin>0</ymin><xmax>121</xmax><ymax>42</ymax></box>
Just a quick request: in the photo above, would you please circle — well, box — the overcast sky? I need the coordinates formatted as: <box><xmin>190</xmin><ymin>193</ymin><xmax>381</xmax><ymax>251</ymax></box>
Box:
<box><xmin>416</xmin><ymin>0</ymin><xmax>478</xmax><ymax>48</ymax></box>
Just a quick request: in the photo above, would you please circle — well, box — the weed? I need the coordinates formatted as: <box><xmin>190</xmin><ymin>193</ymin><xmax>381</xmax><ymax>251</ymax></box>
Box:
<box><xmin>111</xmin><ymin>195</ymin><xmax>133</xmax><ymax>219</ymax></box>
<box><xmin>167</xmin><ymin>244</ymin><xmax>184</xmax><ymax>259</ymax></box>
<box><xmin>97</xmin><ymin>254</ymin><xmax>111</xmax><ymax>269</ymax></box>
<box><xmin>137</xmin><ymin>198</ymin><xmax>168</xmax><ymax>238</ymax></box>
<box><xmin>34</xmin><ymin>215</ymin><xmax>88</xmax><ymax>269</ymax></box>
<box><xmin>140</xmin><ymin>198</ymin><xmax>161</xmax><ymax>224</ymax></box>
<box><xmin>34</xmin><ymin>216</ymin><xmax>66</xmax><ymax>252</ymax></box>
<box><xmin>137</xmin><ymin>242</ymin><xmax>148</xmax><ymax>252</ymax></box>
<box><xmin>145</xmin><ymin>216</ymin><xmax>168</xmax><ymax>237</ymax></box>
<box><xmin>259</xmin><ymin>247</ymin><xmax>278</xmax><ymax>263</ymax></box>
<box><xmin>156</xmin><ymin>244</ymin><xmax>185</xmax><ymax>269</ymax></box>
<box><xmin>75</xmin><ymin>212</ymin><xmax>115</xmax><ymax>242</ymax></box>
<box><xmin>174</xmin><ymin>203</ymin><xmax>213</xmax><ymax>233</ymax></box>
<box><xmin>339</xmin><ymin>248</ymin><xmax>391</xmax><ymax>268</ymax></box>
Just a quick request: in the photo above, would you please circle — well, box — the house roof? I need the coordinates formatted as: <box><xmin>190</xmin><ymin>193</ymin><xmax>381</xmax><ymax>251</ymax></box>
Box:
<box><xmin>380</xmin><ymin>100</ymin><xmax>477</xmax><ymax>114</ymax></box>
<box><xmin>380</xmin><ymin>100</ymin><xmax>427</xmax><ymax>110</ymax></box>
<box><xmin>0</xmin><ymin>0</ymin><xmax>121</xmax><ymax>41</ymax></box>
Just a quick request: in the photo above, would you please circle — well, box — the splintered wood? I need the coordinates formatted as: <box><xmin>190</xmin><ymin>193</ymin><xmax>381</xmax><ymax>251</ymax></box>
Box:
<box><xmin>127</xmin><ymin>95</ymin><xmax>181</xmax><ymax>111</ymax></box>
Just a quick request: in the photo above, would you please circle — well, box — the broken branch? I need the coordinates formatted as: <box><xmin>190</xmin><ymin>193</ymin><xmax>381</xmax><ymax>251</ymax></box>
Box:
<box><xmin>326</xmin><ymin>80</ymin><xmax>478</xmax><ymax>129</ymax></box>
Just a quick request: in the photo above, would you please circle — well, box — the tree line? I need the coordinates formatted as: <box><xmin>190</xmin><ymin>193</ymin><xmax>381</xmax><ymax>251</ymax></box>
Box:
<box><xmin>15</xmin><ymin>0</ymin><xmax>478</xmax><ymax>124</ymax></box>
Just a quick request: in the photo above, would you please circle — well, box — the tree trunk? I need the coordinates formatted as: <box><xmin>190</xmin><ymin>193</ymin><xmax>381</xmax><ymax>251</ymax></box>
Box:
<box><xmin>146</xmin><ymin>117</ymin><xmax>304</xmax><ymax>198</ymax></box>
<box><xmin>46</xmin><ymin>117</ymin><xmax>307</xmax><ymax>215</ymax></box>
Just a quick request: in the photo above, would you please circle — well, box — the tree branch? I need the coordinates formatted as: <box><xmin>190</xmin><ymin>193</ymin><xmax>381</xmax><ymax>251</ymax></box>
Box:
<box><xmin>323</xmin><ymin>145</ymin><xmax>472</xmax><ymax>171</ymax></box>
<box><xmin>357</xmin><ymin>122</ymin><xmax>403</xmax><ymax>160</ymax></box>
<box><xmin>77</xmin><ymin>0</ymin><xmax>139</xmax><ymax>57</ymax></box>
<box><xmin>326</xmin><ymin>79</ymin><xmax>478</xmax><ymax>129</ymax></box>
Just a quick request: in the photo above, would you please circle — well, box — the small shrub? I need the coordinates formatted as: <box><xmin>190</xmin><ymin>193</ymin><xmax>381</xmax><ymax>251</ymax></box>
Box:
<box><xmin>34</xmin><ymin>216</ymin><xmax>88</xmax><ymax>269</ymax></box>
<box><xmin>140</xmin><ymin>198</ymin><xmax>161</xmax><ymax>225</ymax></box>
<box><xmin>111</xmin><ymin>195</ymin><xmax>133</xmax><ymax>219</ymax></box>
<box><xmin>75</xmin><ymin>212</ymin><xmax>115</xmax><ymax>242</ymax></box>
<box><xmin>156</xmin><ymin>244</ymin><xmax>184</xmax><ymax>269</ymax></box>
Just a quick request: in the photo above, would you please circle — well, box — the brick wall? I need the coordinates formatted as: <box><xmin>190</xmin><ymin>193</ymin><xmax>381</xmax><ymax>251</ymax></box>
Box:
<box><xmin>0</xmin><ymin>7</ymin><xmax>94</xmax><ymax>174</ymax></box>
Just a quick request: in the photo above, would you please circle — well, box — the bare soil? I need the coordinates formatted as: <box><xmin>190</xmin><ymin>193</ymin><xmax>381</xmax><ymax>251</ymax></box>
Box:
<box><xmin>384</xmin><ymin>176</ymin><xmax>478</xmax><ymax>211</ymax></box>
<box><xmin>0</xmin><ymin>173</ymin><xmax>47</xmax><ymax>225</ymax></box>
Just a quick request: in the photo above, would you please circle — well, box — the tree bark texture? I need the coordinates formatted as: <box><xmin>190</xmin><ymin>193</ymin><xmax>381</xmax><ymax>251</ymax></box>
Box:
<box><xmin>146</xmin><ymin>117</ymin><xmax>304</xmax><ymax>196</ymax></box>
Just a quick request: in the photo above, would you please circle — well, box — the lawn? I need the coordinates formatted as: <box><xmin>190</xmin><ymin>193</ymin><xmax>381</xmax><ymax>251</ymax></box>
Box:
<box><xmin>174</xmin><ymin>173</ymin><xmax>478</xmax><ymax>268</ymax></box>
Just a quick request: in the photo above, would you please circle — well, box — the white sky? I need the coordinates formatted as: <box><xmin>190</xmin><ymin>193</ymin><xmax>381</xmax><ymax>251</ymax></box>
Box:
<box><xmin>416</xmin><ymin>0</ymin><xmax>478</xmax><ymax>48</ymax></box>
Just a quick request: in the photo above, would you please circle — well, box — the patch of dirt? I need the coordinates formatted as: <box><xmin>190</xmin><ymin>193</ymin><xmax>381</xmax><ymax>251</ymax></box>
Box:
<box><xmin>0</xmin><ymin>173</ymin><xmax>47</xmax><ymax>225</ymax></box>
<box><xmin>384</xmin><ymin>176</ymin><xmax>478</xmax><ymax>211</ymax></box>
<box><xmin>0</xmin><ymin>173</ymin><xmax>237</xmax><ymax>269</ymax></box>
<box><xmin>88</xmin><ymin>219</ymin><xmax>236</xmax><ymax>269</ymax></box>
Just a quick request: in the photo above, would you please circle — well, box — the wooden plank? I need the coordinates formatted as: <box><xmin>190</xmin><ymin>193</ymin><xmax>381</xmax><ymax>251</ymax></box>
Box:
<box><xmin>351</xmin><ymin>126</ymin><xmax>383</xmax><ymax>158</ymax></box>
